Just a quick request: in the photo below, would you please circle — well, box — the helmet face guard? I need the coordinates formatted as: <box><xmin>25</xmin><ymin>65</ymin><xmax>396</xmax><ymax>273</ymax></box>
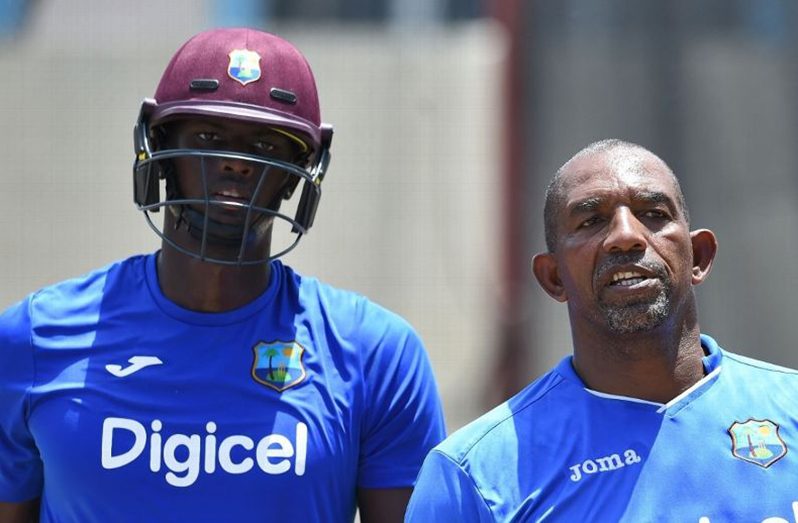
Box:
<box><xmin>134</xmin><ymin>100</ymin><xmax>333</xmax><ymax>266</ymax></box>
<box><xmin>132</xmin><ymin>28</ymin><xmax>333</xmax><ymax>265</ymax></box>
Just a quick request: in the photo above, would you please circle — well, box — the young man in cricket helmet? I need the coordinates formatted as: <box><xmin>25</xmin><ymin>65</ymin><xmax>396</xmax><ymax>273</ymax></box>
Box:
<box><xmin>133</xmin><ymin>27</ymin><xmax>333</xmax><ymax>265</ymax></box>
<box><xmin>0</xmin><ymin>28</ymin><xmax>445</xmax><ymax>523</ymax></box>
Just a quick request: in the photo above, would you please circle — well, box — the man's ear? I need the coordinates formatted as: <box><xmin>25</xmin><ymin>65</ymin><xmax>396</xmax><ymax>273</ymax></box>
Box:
<box><xmin>282</xmin><ymin>148</ymin><xmax>309</xmax><ymax>200</ymax></box>
<box><xmin>690</xmin><ymin>229</ymin><xmax>718</xmax><ymax>285</ymax></box>
<box><xmin>532</xmin><ymin>252</ymin><xmax>567</xmax><ymax>302</ymax></box>
<box><xmin>150</xmin><ymin>125</ymin><xmax>168</xmax><ymax>151</ymax></box>
<box><xmin>282</xmin><ymin>177</ymin><xmax>300</xmax><ymax>200</ymax></box>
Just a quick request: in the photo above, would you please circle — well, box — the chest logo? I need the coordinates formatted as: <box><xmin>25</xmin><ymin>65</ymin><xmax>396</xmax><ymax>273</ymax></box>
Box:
<box><xmin>251</xmin><ymin>341</ymin><xmax>307</xmax><ymax>392</ymax></box>
<box><xmin>728</xmin><ymin>418</ymin><xmax>787</xmax><ymax>468</ymax></box>
<box><xmin>105</xmin><ymin>356</ymin><xmax>163</xmax><ymax>377</ymax></box>
<box><xmin>228</xmin><ymin>49</ymin><xmax>261</xmax><ymax>86</ymax></box>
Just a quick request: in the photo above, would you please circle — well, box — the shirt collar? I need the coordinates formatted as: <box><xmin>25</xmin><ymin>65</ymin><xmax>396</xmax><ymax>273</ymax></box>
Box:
<box><xmin>554</xmin><ymin>333</ymin><xmax>724</xmax><ymax>414</ymax></box>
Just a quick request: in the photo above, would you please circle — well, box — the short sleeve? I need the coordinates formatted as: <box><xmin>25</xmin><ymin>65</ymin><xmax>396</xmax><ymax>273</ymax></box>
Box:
<box><xmin>358</xmin><ymin>313</ymin><xmax>446</xmax><ymax>488</ymax></box>
<box><xmin>0</xmin><ymin>296</ymin><xmax>43</xmax><ymax>501</ymax></box>
<box><xmin>405</xmin><ymin>450</ymin><xmax>493</xmax><ymax>522</ymax></box>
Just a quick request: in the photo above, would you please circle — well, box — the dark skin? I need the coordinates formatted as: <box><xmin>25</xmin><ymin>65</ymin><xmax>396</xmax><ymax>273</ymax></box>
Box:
<box><xmin>0</xmin><ymin>117</ymin><xmax>411</xmax><ymax>522</ymax></box>
<box><xmin>532</xmin><ymin>146</ymin><xmax>718</xmax><ymax>404</ymax></box>
<box><xmin>157</xmin><ymin>116</ymin><xmax>302</xmax><ymax>312</ymax></box>
<box><xmin>0</xmin><ymin>499</ymin><xmax>39</xmax><ymax>523</ymax></box>
<box><xmin>358</xmin><ymin>489</ymin><xmax>414</xmax><ymax>523</ymax></box>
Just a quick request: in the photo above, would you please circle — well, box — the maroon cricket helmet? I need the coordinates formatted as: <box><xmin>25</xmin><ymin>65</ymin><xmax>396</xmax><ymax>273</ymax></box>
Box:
<box><xmin>151</xmin><ymin>27</ymin><xmax>323</xmax><ymax>153</ymax></box>
<box><xmin>133</xmin><ymin>28</ymin><xmax>334</xmax><ymax>265</ymax></box>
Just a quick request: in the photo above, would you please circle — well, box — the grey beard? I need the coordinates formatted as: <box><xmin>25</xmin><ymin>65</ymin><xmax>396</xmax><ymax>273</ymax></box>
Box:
<box><xmin>601</xmin><ymin>289</ymin><xmax>671</xmax><ymax>335</ymax></box>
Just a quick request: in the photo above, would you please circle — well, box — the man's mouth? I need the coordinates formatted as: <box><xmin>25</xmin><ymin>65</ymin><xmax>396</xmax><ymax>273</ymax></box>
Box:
<box><xmin>609</xmin><ymin>271</ymin><xmax>652</xmax><ymax>287</ymax></box>
<box><xmin>213</xmin><ymin>189</ymin><xmax>250</xmax><ymax>203</ymax></box>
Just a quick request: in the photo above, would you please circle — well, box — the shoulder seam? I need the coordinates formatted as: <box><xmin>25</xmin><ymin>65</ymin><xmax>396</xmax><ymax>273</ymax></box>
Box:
<box><xmin>723</xmin><ymin>351</ymin><xmax>798</xmax><ymax>376</ymax></box>
<box><xmin>454</xmin><ymin>373</ymin><xmax>566</xmax><ymax>463</ymax></box>
<box><xmin>25</xmin><ymin>293</ymin><xmax>38</xmax><ymax>423</ymax></box>
<box><xmin>432</xmin><ymin>450</ymin><xmax>495</xmax><ymax>521</ymax></box>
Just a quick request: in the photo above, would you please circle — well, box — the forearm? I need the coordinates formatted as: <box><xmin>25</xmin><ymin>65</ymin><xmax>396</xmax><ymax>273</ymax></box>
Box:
<box><xmin>0</xmin><ymin>498</ymin><xmax>40</xmax><ymax>523</ymax></box>
<box><xmin>357</xmin><ymin>487</ymin><xmax>412</xmax><ymax>523</ymax></box>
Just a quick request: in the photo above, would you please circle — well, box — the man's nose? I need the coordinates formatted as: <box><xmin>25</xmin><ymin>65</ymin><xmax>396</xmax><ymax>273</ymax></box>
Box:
<box><xmin>220</xmin><ymin>156</ymin><xmax>254</xmax><ymax>176</ymax></box>
<box><xmin>603</xmin><ymin>208</ymin><xmax>647</xmax><ymax>253</ymax></box>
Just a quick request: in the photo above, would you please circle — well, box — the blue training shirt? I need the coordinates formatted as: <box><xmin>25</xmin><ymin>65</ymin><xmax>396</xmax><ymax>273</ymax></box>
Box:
<box><xmin>406</xmin><ymin>335</ymin><xmax>798</xmax><ymax>522</ymax></box>
<box><xmin>0</xmin><ymin>253</ymin><xmax>445</xmax><ymax>522</ymax></box>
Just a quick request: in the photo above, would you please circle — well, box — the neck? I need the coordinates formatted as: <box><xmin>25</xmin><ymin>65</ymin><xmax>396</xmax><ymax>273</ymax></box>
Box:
<box><xmin>570</xmin><ymin>311</ymin><xmax>705</xmax><ymax>404</ymax></box>
<box><xmin>157</xmin><ymin>245</ymin><xmax>272</xmax><ymax>312</ymax></box>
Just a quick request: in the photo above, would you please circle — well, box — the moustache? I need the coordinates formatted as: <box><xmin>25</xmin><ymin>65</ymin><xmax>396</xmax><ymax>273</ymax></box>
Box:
<box><xmin>593</xmin><ymin>253</ymin><xmax>669</xmax><ymax>287</ymax></box>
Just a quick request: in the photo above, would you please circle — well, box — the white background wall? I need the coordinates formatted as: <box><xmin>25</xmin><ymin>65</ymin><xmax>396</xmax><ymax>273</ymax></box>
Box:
<box><xmin>0</xmin><ymin>0</ymin><xmax>505</xmax><ymax>431</ymax></box>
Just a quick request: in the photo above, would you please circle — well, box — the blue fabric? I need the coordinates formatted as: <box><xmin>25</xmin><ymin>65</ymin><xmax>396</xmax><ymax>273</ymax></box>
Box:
<box><xmin>0</xmin><ymin>253</ymin><xmax>445</xmax><ymax>522</ymax></box>
<box><xmin>407</xmin><ymin>335</ymin><xmax>798</xmax><ymax>522</ymax></box>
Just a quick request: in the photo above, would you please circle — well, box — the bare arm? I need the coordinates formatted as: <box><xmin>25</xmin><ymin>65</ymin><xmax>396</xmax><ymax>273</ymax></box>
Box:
<box><xmin>357</xmin><ymin>487</ymin><xmax>413</xmax><ymax>523</ymax></box>
<box><xmin>0</xmin><ymin>499</ymin><xmax>40</xmax><ymax>523</ymax></box>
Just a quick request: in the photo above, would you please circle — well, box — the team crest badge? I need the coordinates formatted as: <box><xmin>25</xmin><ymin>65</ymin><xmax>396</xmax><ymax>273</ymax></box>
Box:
<box><xmin>227</xmin><ymin>49</ymin><xmax>261</xmax><ymax>86</ymax></box>
<box><xmin>251</xmin><ymin>341</ymin><xmax>306</xmax><ymax>392</ymax></box>
<box><xmin>728</xmin><ymin>419</ymin><xmax>787</xmax><ymax>468</ymax></box>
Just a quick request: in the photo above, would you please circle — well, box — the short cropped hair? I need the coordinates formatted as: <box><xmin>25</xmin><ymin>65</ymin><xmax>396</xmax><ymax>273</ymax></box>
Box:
<box><xmin>543</xmin><ymin>139</ymin><xmax>690</xmax><ymax>253</ymax></box>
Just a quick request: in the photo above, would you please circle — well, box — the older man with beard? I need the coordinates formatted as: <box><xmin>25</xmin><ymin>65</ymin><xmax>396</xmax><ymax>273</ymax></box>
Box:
<box><xmin>406</xmin><ymin>139</ymin><xmax>798</xmax><ymax>522</ymax></box>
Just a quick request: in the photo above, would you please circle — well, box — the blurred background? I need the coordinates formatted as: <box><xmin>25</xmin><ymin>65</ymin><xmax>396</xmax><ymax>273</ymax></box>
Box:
<box><xmin>1</xmin><ymin>0</ymin><xmax>798</xmax><ymax>437</ymax></box>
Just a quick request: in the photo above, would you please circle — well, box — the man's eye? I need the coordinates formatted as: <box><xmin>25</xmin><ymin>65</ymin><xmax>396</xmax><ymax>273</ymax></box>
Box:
<box><xmin>642</xmin><ymin>209</ymin><xmax>667</xmax><ymax>219</ymax></box>
<box><xmin>254</xmin><ymin>141</ymin><xmax>276</xmax><ymax>152</ymax></box>
<box><xmin>578</xmin><ymin>216</ymin><xmax>601</xmax><ymax>229</ymax></box>
<box><xmin>196</xmin><ymin>132</ymin><xmax>219</xmax><ymax>142</ymax></box>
